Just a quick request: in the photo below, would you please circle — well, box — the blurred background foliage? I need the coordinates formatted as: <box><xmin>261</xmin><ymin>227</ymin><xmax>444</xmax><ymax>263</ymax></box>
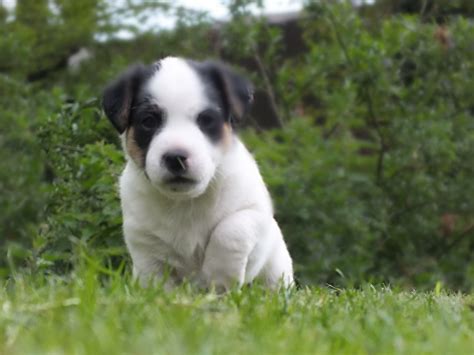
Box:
<box><xmin>0</xmin><ymin>0</ymin><xmax>473</xmax><ymax>291</ymax></box>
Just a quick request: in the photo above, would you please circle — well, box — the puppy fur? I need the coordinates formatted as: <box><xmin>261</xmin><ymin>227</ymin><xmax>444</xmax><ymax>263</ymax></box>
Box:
<box><xmin>103</xmin><ymin>57</ymin><xmax>293</xmax><ymax>290</ymax></box>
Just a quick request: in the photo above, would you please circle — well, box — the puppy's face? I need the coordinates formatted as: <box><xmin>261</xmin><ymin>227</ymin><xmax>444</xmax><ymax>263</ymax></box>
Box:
<box><xmin>103</xmin><ymin>57</ymin><xmax>253</xmax><ymax>199</ymax></box>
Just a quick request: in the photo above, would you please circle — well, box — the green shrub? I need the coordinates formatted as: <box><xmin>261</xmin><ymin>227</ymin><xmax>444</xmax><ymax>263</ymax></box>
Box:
<box><xmin>244</xmin><ymin>119</ymin><xmax>382</xmax><ymax>286</ymax></box>
<box><xmin>0</xmin><ymin>78</ymin><xmax>49</xmax><ymax>275</ymax></box>
<box><xmin>245</xmin><ymin>3</ymin><xmax>474</xmax><ymax>290</ymax></box>
<box><xmin>2</xmin><ymin>2</ymin><xmax>473</xmax><ymax>291</ymax></box>
<box><xmin>32</xmin><ymin>97</ymin><xmax>125</xmax><ymax>272</ymax></box>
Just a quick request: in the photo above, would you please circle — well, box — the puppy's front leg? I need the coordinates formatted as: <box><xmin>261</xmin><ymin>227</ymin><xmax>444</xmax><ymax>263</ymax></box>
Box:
<box><xmin>201</xmin><ymin>210</ymin><xmax>264</xmax><ymax>291</ymax></box>
<box><xmin>126</xmin><ymin>233</ymin><xmax>176</xmax><ymax>289</ymax></box>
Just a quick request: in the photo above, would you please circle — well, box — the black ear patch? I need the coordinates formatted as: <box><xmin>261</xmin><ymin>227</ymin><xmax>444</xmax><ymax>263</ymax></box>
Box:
<box><xmin>192</xmin><ymin>61</ymin><xmax>254</xmax><ymax>126</ymax></box>
<box><xmin>102</xmin><ymin>64</ymin><xmax>155</xmax><ymax>133</ymax></box>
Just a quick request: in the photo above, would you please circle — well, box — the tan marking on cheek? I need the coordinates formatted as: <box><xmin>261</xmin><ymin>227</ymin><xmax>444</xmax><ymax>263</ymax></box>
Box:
<box><xmin>221</xmin><ymin>122</ymin><xmax>233</xmax><ymax>151</ymax></box>
<box><xmin>126</xmin><ymin>127</ymin><xmax>145</xmax><ymax>167</ymax></box>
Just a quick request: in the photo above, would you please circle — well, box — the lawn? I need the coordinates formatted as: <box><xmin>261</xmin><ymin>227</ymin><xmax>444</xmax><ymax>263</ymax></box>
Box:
<box><xmin>1</xmin><ymin>266</ymin><xmax>473</xmax><ymax>355</ymax></box>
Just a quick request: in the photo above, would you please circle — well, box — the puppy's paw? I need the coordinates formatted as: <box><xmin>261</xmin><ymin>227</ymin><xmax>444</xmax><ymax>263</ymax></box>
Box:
<box><xmin>201</xmin><ymin>261</ymin><xmax>245</xmax><ymax>292</ymax></box>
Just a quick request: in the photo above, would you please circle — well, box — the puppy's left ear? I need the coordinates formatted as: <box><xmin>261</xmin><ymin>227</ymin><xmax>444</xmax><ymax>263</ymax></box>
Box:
<box><xmin>205</xmin><ymin>61</ymin><xmax>254</xmax><ymax>126</ymax></box>
<box><xmin>102</xmin><ymin>64</ymin><xmax>151</xmax><ymax>134</ymax></box>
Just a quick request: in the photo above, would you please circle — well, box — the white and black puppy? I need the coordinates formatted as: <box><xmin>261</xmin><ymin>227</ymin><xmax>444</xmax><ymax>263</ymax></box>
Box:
<box><xmin>102</xmin><ymin>57</ymin><xmax>293</xmax><ymax>290</ymax></box>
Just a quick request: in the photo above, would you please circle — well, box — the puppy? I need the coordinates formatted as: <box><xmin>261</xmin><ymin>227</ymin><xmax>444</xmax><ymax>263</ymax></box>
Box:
<box><xmin>102</xmin><ymin>57</ymin><xmax>293</xmax><ymax>290</ymax></box>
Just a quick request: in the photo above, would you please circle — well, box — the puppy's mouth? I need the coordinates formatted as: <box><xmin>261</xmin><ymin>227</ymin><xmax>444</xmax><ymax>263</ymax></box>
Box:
<box><xmin>163</xmin><ymin>176</ymin><xmax>197</xmax><ymax>185</ymax></box>
<box><xmin>160</xmin><ymin>175</ymin><xmax>203</xmax><ymax>197</ymax></box>
<box><xmin>154</xmin><ymin>173</ymin><xmax>208</xmax><ymax>199</ymax></box>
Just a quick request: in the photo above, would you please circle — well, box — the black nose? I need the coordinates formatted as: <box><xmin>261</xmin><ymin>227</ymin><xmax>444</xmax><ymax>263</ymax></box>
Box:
<box><xmin>162</xmin><ymin>149</ymin><xmax>189</xmax><ymax>175</ymax></box>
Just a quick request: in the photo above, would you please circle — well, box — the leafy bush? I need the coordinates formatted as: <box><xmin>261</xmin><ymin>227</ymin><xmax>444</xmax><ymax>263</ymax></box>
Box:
<box><xmin>32</xmin><ymin>97</ymin><xmax>125</xmax><ymax>272</ymax></box>
<box><xmin>1</xmin><ymin>2</ymin><xmax>473</xmax><ymax>291</ymax></box>
<box><xmin>244</xmin><ymin>119</ymin><xmax>382</xmax><ymax>285</ymax></box>
<box><xmin>0</xmin><ymin>77</ymin><xmax>49</xmax><ymax>275</ymax></box>
<box><xmin>246</xmin><ymin>3</ymin><xmax>474</xmax><ymax>289</ymax></box>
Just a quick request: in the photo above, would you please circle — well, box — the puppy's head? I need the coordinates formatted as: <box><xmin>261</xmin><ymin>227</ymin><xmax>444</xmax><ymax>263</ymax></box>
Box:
<box><xmin>102</xmin><ymin>57</ymin><xmax>253</xmax><ymax>199</ymax></box>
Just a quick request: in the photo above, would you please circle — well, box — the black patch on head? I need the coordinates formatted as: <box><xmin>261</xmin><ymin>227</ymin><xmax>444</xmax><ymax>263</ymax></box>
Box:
<box><xmin>189</xmin><ymin>60</ymin><xmax>254</xmax><ymax>128</ymax></box>
<box><xmin>102</xmin><ymin>63</ymin><xmax>158</xmax><ymax>133</ymax></box>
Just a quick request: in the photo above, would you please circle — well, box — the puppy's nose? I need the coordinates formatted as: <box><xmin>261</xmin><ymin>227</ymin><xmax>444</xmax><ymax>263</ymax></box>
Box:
<box><xmin>162</xmin><ymin>149</ymin><xmax>189</xmax><ymax>175</ymax></box>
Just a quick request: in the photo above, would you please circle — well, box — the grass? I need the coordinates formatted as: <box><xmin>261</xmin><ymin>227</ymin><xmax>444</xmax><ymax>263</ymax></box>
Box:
<box><xmin>1</xmin><ymin>265</ymin><xmax>473</xmax><ymax>355</ymax></box>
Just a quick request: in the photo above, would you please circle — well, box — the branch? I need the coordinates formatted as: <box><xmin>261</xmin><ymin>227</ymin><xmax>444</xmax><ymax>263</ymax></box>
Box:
<box><xmin>420</xmin><ymin>0</ymin><xmax>429</xmax><ymax>18</ymax></box>
<box><xmin>323</xmin><ymin>122</ymin><xmax>340</xmax><ymax>140</ymax></box>
<box><xmin>436</xmin><ymin>223</ymin><xmax>474</xmax><ymax>259</ymax></box>
<box><xmin>365</xmin><ymin>88</ymin><xmax>387</xmax><ymax>185</ymax></box>
<box><xmin>324</xmin><ymin>2</ymin><xmax>386</xmax><ymax>184</ymax></box>
<box><xmin>324</xmin><ymin>3</ymin><xmax>353</xmax><ymax>66</ymax></box>
<box><xmin>252</xmin><ymin>44</ymin><xmax>284</xmax><ymax>128</ymax></box>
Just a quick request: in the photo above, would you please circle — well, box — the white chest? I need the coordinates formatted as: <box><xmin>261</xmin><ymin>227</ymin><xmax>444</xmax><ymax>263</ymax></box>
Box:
<box><xmin>121</xmin><ymin>179</ymin><xmax>222</xmax><ymax>273</ymax></box>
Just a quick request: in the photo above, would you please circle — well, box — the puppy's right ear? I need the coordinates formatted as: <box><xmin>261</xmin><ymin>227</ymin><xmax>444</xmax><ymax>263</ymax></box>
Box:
<box><xmin>102</xmin><ymin>64</ymin><xmax>150</xmax><ymax>133</ymax></box>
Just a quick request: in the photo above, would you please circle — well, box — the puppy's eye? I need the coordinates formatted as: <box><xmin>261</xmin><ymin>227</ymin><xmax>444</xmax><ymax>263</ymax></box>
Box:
<box><xmin>140</xmin><ymin>112</ymin><xmax>162</xmax><ymax>130</ymax></box>
<box><xmin>197</xmin><ymin>110</ymin><xmax>220</xmax><ymax>129</ymax></box>
<box><xmin>197</xmin><ymin>109</ymin><xmax>224</xmax><ymax>142</ymax></box>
